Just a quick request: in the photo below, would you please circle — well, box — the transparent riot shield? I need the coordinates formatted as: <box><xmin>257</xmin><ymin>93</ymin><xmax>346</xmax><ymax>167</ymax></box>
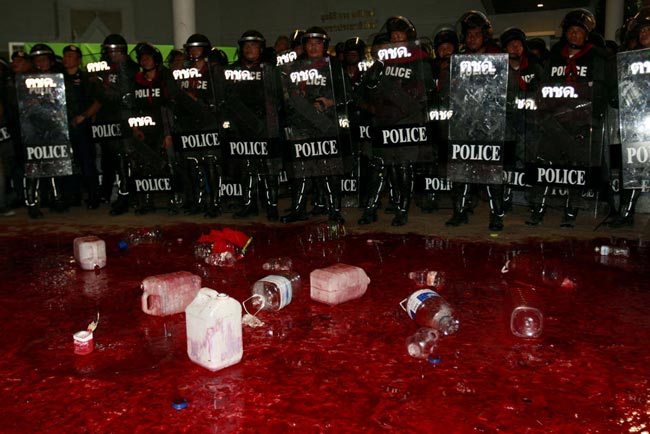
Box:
<box><xmin>171</xmin><ymin>66</ymin><xmax>222</xmax><ymax>157</ymax></box>
<box><xmin>222</xmin><ymin>63</ymin><xmax>283</xmax><ymax>171</ymax></box>
<box><xmin>617</xmin><ymin>49</ymin><xmax>650</xmax><ymax>190</ymax></box>
<box><xmin>15</xmin><ymin>73</ymin><xmax>74</xmax><ymax>177</ymax></box>
<box><xmin>367</xmin><ymin>40</ymin><xmax>431</xmax><ymax>164</ymax></box>
<box><xmin>447</xmin><ymin>53</ymin><xmax>508</xmax><ymax>184</ymax></box>
<box><xmin>280</xmin><ymin>56</ymin><xmax>349</xmax><ymax>178</ymax></box>
<box><xmin>524</xmin><ymin>82</ymin><xmax>601</xmax><ymax>189</ymax></box>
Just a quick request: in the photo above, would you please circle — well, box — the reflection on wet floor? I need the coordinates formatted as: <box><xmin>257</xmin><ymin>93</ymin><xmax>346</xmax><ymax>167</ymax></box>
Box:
<box><xmin>1</xmin><ymin>222</ymin><xmax>649</xmax><ymax>432</ymax></box>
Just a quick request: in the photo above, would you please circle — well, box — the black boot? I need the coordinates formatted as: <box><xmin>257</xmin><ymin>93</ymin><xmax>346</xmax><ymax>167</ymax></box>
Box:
<box><xmin>526</xmin><ymin>185</ymin><xmax>548</xmax><ymax>226</ymax></box>
<box><xmin>109</xmin><ymin>155</ymin><xmax>131</xmax><ymax>216</ymax></box>
<box><xmin>263</xmin><ymin>175</ymin><xmax>279</xmax><ymax>222</ymax></box>
<box><xmin>183</xmin><ymin>157</ymin><xmax>205</xmax><ymax>215</ymax></box>
<box><xmin>204</xmin><ymin>157</ymin><xmax>221</xmax><ymax>218</ymax></box>
<box><xmin>135</xmin><ymin>193</ymin><xmax>155</xmax><ymax>215</ymax></box>
<box><xmin>85</xmin><ymin>176</ymin><xmax>100</xmax><ymax>210</ymax></box>
<box><xmin>358</xmin><ymin>157</ymin><xmax>384</xmax><ymax>225</ymax></box>
<box><xmin>281</xmin><ymin>178</ymin><xmax>309</xmax><ymax>223</ymax></box>
<box><xmin>49</xmin><ymin>177</ymin><xmax>69</xmax><ymax>213</ymax></box>
<box><xmin>25</xmin><ymin>178</ymin><xmax>43</xmax><ymax>219</ymax></box>
<box><xmin>323</xmin><ymin>176</ymin><xmax>345</xmax><ymax>224</ymax></box>
<box><xmin>445</xmin><ymin>183</ymin><xmax>470</xmax><ymax>227</ymax></box>
<box><xmin>233</xmin><ymin>171</ymin><xmax>259</xmax><ymax>219</ymax></box>
<box><xmin>487</xmin><ymin>184</ymin><xmax>504</xmax><ymax>231</ymax></box>
<box><xmin>609</xmin><ymin>189</ymin><xmax>638</xmax><ymax>228</ymax></box>
<box><xmin>525</xmin><ymin>206</ymin><xmax>545</xmax><ymax>226</ymax></box>
<box><xmin>390</xmin><ymin>165</ymin><xmax>411</xmax><ymax>227</ymax></box>
<box><xmin>560</xmin><ymin>207</ymin><xmax>578</xmax><ymax>228</ymax></box>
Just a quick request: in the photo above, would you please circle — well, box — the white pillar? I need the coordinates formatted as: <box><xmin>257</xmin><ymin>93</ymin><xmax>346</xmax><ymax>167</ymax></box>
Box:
<box><xmin>172</xmin><ymin>0</ymin><xmax>196</xmax><ymax>48</ymax></box>
<box><xmin>604</xmin><ymin>0</ymin><xmax>624</xmax><ymax>42</ymax></box>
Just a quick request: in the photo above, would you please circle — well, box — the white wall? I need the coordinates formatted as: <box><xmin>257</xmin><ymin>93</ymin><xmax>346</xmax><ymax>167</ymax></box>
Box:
<box><xmin>0</xmin><ymin>0</ymin><xmax>598</xmax><ymax>54</ymax></box>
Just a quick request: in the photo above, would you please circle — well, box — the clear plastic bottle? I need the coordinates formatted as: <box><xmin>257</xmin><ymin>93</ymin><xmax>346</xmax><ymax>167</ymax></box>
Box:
<box><xmin>251</xmin><ymin>271</ymin><xmax>301</xmax><ymax>312</ymax></box>
<box><xmin>405</xmin><ymin>328</ymin><xmax>440</xmax><ymax>359</ymax></box>
<box><xmin>262</xmin><ymin>257</ymin><xmax>293</xmax><ymax>271</ymax></box>
<box><xmin>594</xmin><ymin>245</ymin><xmax>630</xmax><ymax>257</ymax></box>
<box><xmin>402</xmin><ymin>289</ymin><xmax>459</xmax><ymax>336</ymax></box>
<box><xmin>408</xmin><ymin>270</ymin><xmax>444</xmax><ymax>287</ymax></box>
<box><xmin>308</xmin><ymin>222</ymin><xmax>346</xmax><ymax>243</ymax></box>
<box><xmin>125</xmin><ymin>227</ymin><xmax>163</xmax><ymax>245</ymax></box>
<box><xmin>509</xmin><ymin>286</ymin><xmax>543</xmax><ymax>338</ymax></box>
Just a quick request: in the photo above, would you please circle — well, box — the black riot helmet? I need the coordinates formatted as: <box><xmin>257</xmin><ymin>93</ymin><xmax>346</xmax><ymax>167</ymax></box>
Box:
<box><xmin>500</xmin><ymin>27</ymin><xmax>526</xmax><ymax>49</ymax></box>
<box><xmin>302</xmin><ymin>26</ymin><xmax>330</xmax><ymax>51</ymax></box>
<box><xmin>102</xmin><ymin>34</ymin><xmax>128</xmax><ymax>58</ymax></box>
<box><xmin>458</xmin><ymin>10</ymin><xmax>493</xmax><ymax>43</ymax></box>
<box><xmin>561</xmin><ymin>9</ymin><xmax>596</xmax><ymax>36</ymax></box>
<box><xmin>29</xmin><ymin>43</ymin><xmax>55</xmax><ymax>59</ymax></box>
<box><xmin>433</xmin><ymin>26</ymin><xmax>459</xmax><ymax>54</ymax></box>
<box><xmin>238</xmin><ymin>29</ymin><xmax>266</xmax><ymax>50</ymax></box>
<box><xmin>290</xmin><ymin>29</ymin><xmax>305</xmax><ymax>49</ymax></box>
<box><xmin>384</xmin><ymin>16</ymin><xmax>417</xmax><ymax>41</ymax></box>
<box><xmin>134</xmin><ymin>42</ymin><xmax>163</xmax><ymax>69</ymax></box>
<box><xmin>184</xmin><ymin>33</ymin><xmax>212</xmax><ymax>61</ymax></box>
<box><xmin>344</xmin><ymin>37</ymin><xmax>366</xmax><ymax>57</ymax></box>
<box><xmin>209</xmin><ymin>47</ymin><xmax>229</xmax><ymax>66</ymax></box>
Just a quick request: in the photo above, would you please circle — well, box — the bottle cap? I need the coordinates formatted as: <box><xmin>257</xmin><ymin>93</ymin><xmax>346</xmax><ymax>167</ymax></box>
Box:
<box><xmin>428</xmin><ymin>356</ymin><xmax>442</xmax><ymax>364</ymax></box>
<box><xmin>172</xmin><ymin>398</ymin><xmax>188</xmax><ymax>410</ymax></box>
<box><xmin>117</xmin><ymin>240</ymin><xmax>128</xmax><ymax>251</ymax></box>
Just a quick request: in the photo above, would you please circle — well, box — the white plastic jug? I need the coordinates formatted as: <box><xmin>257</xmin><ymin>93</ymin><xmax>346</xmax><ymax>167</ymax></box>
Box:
<box><xmin>141</xmin><ymin>271</ymin><xmax>202</xmax><ymax>316</ymax></box>
<box><xmin>185</xmin><ymin>288</ymin><xmax>243</xmax><ymax>371</ymax></box>
<box><xmin>310</xmin><ymin>263</ymin><xmax>370</xmax><ymax>306</ymax></box>
<box><xmin>73</xmin><ymin>236</ymin><xmax>107</xmax><ymax>270</ymax></box>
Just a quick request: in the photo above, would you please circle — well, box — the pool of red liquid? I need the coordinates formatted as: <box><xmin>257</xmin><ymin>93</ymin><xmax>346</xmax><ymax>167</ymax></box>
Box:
<box><xmin>1</xmin><ymin>223</ymin><xmax>648</xmax><ymax>433</ymax></box>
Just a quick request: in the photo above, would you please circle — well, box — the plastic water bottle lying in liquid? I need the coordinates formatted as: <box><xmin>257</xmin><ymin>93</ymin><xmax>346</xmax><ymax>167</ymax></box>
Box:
<box><xmin>594</xmin><ymin>245</ymin><xmax>630</xmax><ymax>257</ymax></box>
<box><xmin>250</xmin><ymin>271</ymin><xmax>302</xmax><ymax>312</ymax></box>
<box><xmin>262</xmin><ymin>257</ymin><xmax>293</xmax><ymax>271</ymax></box>
<box><xmin>405</xmin><ymin>328</ymin><xmax>440</xmax><ymax>359</ymax></box>
<box><xmin>401</xmin><ymin>289</ymin><xmax>459</xmax><ymax>336</ymax></box>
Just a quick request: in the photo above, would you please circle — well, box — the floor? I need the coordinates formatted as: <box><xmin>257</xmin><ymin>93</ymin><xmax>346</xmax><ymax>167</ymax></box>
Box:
<box><xmin>1</xmin><ymin>199</ymin><xmax>649</xmax><ymax>432</ymax></box>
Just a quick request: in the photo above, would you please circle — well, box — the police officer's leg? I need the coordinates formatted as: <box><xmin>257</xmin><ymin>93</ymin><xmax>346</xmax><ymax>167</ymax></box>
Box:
<box><xmin>281</xmin><ymin>177</ymin><xmax>309</xmax><ymax>223</ymax></box>
<box><xmin>487</xmin><ymin>183</ymin><xmax>505</xmax><ymax>231</ymax></box>
<box><xmin>358</xmin><ymin>156</ymin><xmax>385</xmax><ymax>225</ymax></box>
<box><xmin>609</xmin><ymin>188</ymin><xmax>639</xmax><ymax>228</ymax></box>
<box><xmin>446</xmin><ymin>182</ymin><xmax>470</xmax><ymax>226</ymax></box>
<box><xmin>49</xmin><ymin>176</ymin><xmax>69</xmax><ymax>213</ymax></box>
<box><xmin>324</xmin><ymin>174</ymin><xmax>344</xmax><ymax>224</ymax></box>
<box><xmin>560</xmin><ymin>188</ymin><xmax>579</xmax><ymax>228</ymax></box>
<box><xmin>99</xmin><ymin>142</ymin><xmax>116</xmax><ymax>204</ymax></box>
<box><xmin>166</xmin><ymin>148</ymin><xmax>185</xmax><ymax>215</ymax></box>
<box><xmin>204</xmin><ymin>155</ymin><xmax>222</xmax><ymax>218</ymax></box>
<box><xmin>234</xmin><ymin>159</ymin><xmax>259</xmax><ymax>219</ymax></box>
<box><xmin>109</xmin><ymin>153</ymin><xmax>131</xmax><ymax>215</ymax></box>
<box><xmin>183</xmin><ymin>156</ymin><xmax>205</xmax><ymax>214</ymax></box>
<box><xmin>391</xmin><ymin>163</ymin><xmax>412</xmax><ymax>227</ymax></box>
<box><xmin>525</xmin><ymin>184</ymin><xmax>548</xmax><ymax>225</ymax></box>
<box><xmin>263</xmin><ymin>174</ymin><xmax>279</xmax><ymax>222</ymax></box>
<box><xmin>24</xmin><ymin>177</ymin><xmax>43</xmax><ymax>219</ymax></box>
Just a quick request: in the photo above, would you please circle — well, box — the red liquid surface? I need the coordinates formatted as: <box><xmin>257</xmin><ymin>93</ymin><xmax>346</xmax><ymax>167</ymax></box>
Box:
<box><xmin>1</xmin><ymin>223</ymin><xmax>648</xmax><ymax>432</ymax></box>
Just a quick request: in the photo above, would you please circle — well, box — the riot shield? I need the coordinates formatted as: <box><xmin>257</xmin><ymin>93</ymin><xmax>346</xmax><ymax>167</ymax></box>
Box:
<box><xmin>221</xmin><ymin>63</ymin><xmax>283</xmax><ymax>173</ymax></box>
<box><xmin>524</xmin><ymin>81</ymin><xmax>601</xmax><ymax>189</ymax></box>
<box><xmin>617</xmin><ymin>49</ymin><xmax>650</xmax><ymax>190</ymax></box>
<box><xmin>15</xmin><ymin>73</ymin><xmax>74</xmax><ymax>177</ymax></box>
<box><xmin>171</xmin><ymin>66</ymin><xmax>222</xmax><ymax>157</ymax></box>
<box><xmin>367</xmin><ymin>40</ymin><xmax>431</xmax><ymax>164</ymax></box>
<box><xmin>280</xmin><ymin>56</ymin><xmax>349</xmax><ymax>178</ymax></box>
<box><xmin>447</xmin><ymin>53</ymin><xmax>508</xmax><ymax>184</ymax></box>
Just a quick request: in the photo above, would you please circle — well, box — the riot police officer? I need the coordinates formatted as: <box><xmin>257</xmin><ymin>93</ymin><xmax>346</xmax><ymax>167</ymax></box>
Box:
<box><xmin>63</xmin><ymin>44</ymin><xmax>99</xmax><ymax>210</ymax></box>
<box><xmin>279</xmin><ymin>26</ymin><xmax>349</xmax><ymax>224</ymax></box>
<box><xmin>527</xmin><ymin>9</ymin><xmax>608</xmax><ymax>228</ymax></box>
<box><xmin>173</xmin><ymin>33</ymin><xmax>225</xmax><ymax>218</ymax></box>
<box><xmin>224</xmin><ymin>30</ymin><xmax>283</xmax><ymax>222</ymax></box>
<box><xmin>22</xmin><ymin>44</ymin><xmax>69</xmax><ymax>218</ymax></box>
<box><xmin>500</xmin><ymin>28</ymin><xmax>544</xmax><ymax>214</ymax></box>
<box><xmin>358</xmin><ymin>16</ymin><xmax>433</xmax><ymax>227</ymax></box>
<box><xmin>446</xmin><ymin>10</ymin><xmax>506</xmax><ymax>231</ymax></box>
<box><xmin>130</xmin><ymin>42</ymin><xmax>186</xmax><ymax>215</ymax></box>
<box><xmin>608</xmin><ymin>7</ymin><xmax>650</xmax><ymax>227</ymax></box>
<box><xmin>88</xmin><ymin>34</ymin><xmax>140</xmax><ymax>215</ymax></box>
